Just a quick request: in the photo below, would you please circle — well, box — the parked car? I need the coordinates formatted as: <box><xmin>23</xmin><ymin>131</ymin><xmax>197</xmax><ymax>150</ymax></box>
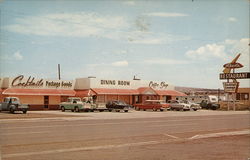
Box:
<box><xmin>181</xmin><ymin>100</ymin><xmax>201</xmax><ymax>111</ymax></box>
<box><xmin>60</xmin><ymin>97</ymin><xmax>94</xmax><ymax>112</ymax></box>
<box><xmin>200</xmin><ymin>100</ymin><xmax>220</xmax><ymax>110</ymax></box>
<box><xmin>0</xmin><ymin>97</ymin><xmax>29</xmax><ymax>114</ymax></box>
<box><xmin>133</xmin><ymin>100</ymin><xmax>169</xmax><ymax>111</ymax></box>
<box><xmin>106</xmin><ymin>100</ymin><xmax>130</xmax><ymax>112</ymax></box>
<box><xmin>167</xmin><ymin>100</ymin><xmax>190</xmax><ymax>111</ymax></box>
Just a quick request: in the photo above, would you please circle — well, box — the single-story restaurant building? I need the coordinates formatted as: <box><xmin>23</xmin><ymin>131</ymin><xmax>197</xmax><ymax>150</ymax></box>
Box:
<box><xmin>0</xmin><ymin>75</ymin><xmax>186</xmax><ymax>110</ymax></box>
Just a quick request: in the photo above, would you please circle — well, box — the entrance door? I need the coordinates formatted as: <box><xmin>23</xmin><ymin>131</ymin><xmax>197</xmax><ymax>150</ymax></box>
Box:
<box><xmin>165</xmin><ymin>96</ymin><xmax>171</xmax><ymax>102</ymax></box>
<box><xmin>44</xmin><ymin>96</ymin><xmax>49</xmax><ymax>109</ymax></box>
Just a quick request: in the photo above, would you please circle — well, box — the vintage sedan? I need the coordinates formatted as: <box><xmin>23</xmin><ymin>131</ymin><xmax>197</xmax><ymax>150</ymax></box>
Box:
<box><xmin>106</xmin><ymin>100</ymin><xmax>130</xmax><ymax>112</ymax></box>
<box><xmin>133</xmin><ymin>100</ymin><xmax>170</xmax><ymax>111</ymax></box>
<box><xmin>167</xmin><ymin>100</ymin><xmax>190</xmax><ymax>111</ymax></box>
<box><xmin>181</xmin><ymin>100</ymin><xmax>201</xmax><ymax>111</ymax></box>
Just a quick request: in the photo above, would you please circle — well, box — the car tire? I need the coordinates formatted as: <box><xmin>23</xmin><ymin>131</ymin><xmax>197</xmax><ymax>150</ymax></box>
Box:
<box><xmin>61</xmin><ymin>106</ymin><xmax>65</xmax><ymax>112</ymax></box>
<box><xmin>160</xmin><ymin>109</ymin><xmax>164</xmax><ymax>112</ymax></box>
<box><xmin>75</xmin><ymin>107</ymin><xmax>80</xmax><ymax>112</ymax></box>
<box><xmin>22</xmin><ymin>109</ymin><xmax>27</xmax><ymax>114</ymax></box>
<box><xmin>124</xmin><ymin>110</ymin><xmax>128</xmax><ymax>112</ymax></box>
<box><xmin>9</xmin><ymin>108</ymin><xmax>15</xmax><ymax>114</ymax></box>
<box><xmin>71</xmin><ymin>109</ymin><xmax>74</xmax><ymax>112</ymax></box>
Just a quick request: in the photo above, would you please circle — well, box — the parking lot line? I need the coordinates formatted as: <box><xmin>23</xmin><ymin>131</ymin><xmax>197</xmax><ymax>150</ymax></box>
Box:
<box><xmin>188</xmin><ymin>129</ymin><xmax>250</xmax><ymax>140</ymax></box>
<box><xmin>0</xmin><ymin>131</ymin><xmax>49</xmax><ymax>136</ymax></box>
<box><xmin>2</xmin><ymin>140</ymin><xmax>162</xmax><ymax>158</ymax></box>
<box><xmin>163</xmin><ymin>133</ymin><xmax>179</xmax><ymax>139</ymax></box>
<box><xmin>4</xmin><ymin>129</ymin><xmax>249</xmax><ymax>158</ymax></box>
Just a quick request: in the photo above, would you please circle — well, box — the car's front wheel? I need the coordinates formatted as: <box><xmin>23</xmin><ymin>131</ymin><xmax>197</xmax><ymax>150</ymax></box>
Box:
<box><xmin>75</xmin><ymin>107</ymin><xmax>80</xmax><ymax>112</ymax></box>
<box><xmin>22</xmin><ymin>109</ymin><xmax>27</xmax><ymax>114</ymax></box>
<box><xmin>9</xmin><ymin>108</ymin><xmax>15</xmax><ymax>114</ymax></box>
<box><xmin>61</xmin><ymin>106</ymin><xmax>65</xmax><ymax>112</ymax></box>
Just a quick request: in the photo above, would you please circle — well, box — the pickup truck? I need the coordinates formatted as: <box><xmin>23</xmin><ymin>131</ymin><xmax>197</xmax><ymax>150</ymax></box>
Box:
<box><xmin>59</xmin><ymin>97</ymin><xmax>91</xmax><ymax>112</ymax></box>
<box><xmin>0</xmin><ymin>97</ymin><xmax>29</xmax><ymax>114</ymax></box>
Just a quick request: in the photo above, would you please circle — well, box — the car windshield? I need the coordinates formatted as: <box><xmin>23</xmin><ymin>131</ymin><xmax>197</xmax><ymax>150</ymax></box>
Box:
<box><xmin>72</xmin><ymin>99</ymin><xmax>81</xmax><ymax>102</ymax></box>
<box><xmin>11</xmin><ymin>98</ymin><xmax>19</xmax><ymax>103</ymax></box>
<box><xmin>117</xmin><ymin>101</ymin><xmax>126</xmax><ymax>105</ymax></box>
<box><xmin>181</xmin><ymin>100</ymin><xmax>190</xmax><ymax>104</ymax></box>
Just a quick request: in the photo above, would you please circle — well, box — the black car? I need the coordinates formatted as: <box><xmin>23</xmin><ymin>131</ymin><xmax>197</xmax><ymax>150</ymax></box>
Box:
<box><xmin>106</xmin><ymin>100</ymin><xmax>130</xmax><ymax>112</ymax></box>
<box><xmin>200</xmin><ymin>100</ymin><xmax>220</xmax><ymax>110</ymax></box>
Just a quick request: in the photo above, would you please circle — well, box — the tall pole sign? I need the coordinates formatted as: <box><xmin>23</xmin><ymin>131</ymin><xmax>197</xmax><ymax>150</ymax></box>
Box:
<box><xmin>219</xmin><ymin>53</ymin><xmax>250</xmax><ymax>110</ymax></box>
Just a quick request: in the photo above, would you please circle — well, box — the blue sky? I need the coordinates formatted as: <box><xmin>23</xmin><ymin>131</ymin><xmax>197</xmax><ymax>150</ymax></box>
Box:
<box><xmin>0</xmin><ymin>0</ymin><xmax>249</xmax><ymax>89</ymax></box>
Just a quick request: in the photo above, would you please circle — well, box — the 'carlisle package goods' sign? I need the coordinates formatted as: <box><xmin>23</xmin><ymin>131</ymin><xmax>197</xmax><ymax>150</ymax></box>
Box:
<box><xmin>10</xmin><ymin>75</ymin><xmax>74</xmax><ymax>89</ymax></box>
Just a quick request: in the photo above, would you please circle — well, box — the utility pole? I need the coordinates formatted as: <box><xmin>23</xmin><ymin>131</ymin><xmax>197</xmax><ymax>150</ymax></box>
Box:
<box><xmin>58</xmin><ymin>64</ymin><xmax>61</xmax><ymax>80</ymax></box>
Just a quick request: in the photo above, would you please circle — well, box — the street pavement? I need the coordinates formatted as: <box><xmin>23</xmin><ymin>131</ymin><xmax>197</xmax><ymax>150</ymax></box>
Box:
<box><xmin>0</xmin><ymin>110</ymin><xmax>249</xmax><ymax>160</ymax></box>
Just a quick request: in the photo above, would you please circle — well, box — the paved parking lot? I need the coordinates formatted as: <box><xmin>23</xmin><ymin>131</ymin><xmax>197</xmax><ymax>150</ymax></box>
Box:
<box><xmin>0</xmin><ymin>110</ymin><xmax>249</xmax><ymax>160</ymax></box>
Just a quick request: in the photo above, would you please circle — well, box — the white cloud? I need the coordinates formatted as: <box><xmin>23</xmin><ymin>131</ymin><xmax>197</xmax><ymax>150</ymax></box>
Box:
<box><xmin>0</xmin><ymin>51</ymin><xmax>23</xmax><ymax>61</ymax></box>
<box><xmin>225</xmin><ymin>38</ymin><xmax>249</xmax><ymax>71</ymax></box>
<box><xmin>123</xmin><ymin>1</ymin><xmax>135</xmax><ymax>6</ymax></box>
<box><xmin>144</xmin><ymin>12</ymin><xmax>189</xmax><ymax>17</ymax></box>
<box><xmin>127</xmin><ymin>31</ymin><xmax>190</xmax><ymax>44</ymax></box>
<box><xmin>113</xmin><ymin>50</ymin><xmax>128</xmax><ymax>55</ymax></box>
<box><xmin>13</xmin><ymin>51</ymin><xmax>23</xmax><ymax>60</ymax></box>
<box><xmin>111</xmin><ymin>60</ymin><xmax>128</xmax><ymax>67</ymax></box>
<box><xmin>228</xmin><ymin>17</ymin><xmax>237</xmax><ymax>22</ymax></box>
<box><xmin>88</xmin><ymin>60</ymin><xmax>129</xmax><ymax>67</ymax></box>
<box><xmin>4</xmin><ymin>12</ymin><xmax>190</xmax><ymax>45</ymax></box>
<box><xmin>186</xmin><ymin>44</ymin><xmax>226</xmax><ymax>60</ymax></box>
<box><xmin>185</xmin><ymin>38</ymin><xmax>249</xmax><ymax>71</ymax></box>
<box><xmin>144</xmin><ymin>58</ymin><xmax>189</xmax><ymax>65</ymax></box>
<box><xmin>4</xmin><ymin>12</ymin><xmax>128</xmax><ymax>39</ymax></box>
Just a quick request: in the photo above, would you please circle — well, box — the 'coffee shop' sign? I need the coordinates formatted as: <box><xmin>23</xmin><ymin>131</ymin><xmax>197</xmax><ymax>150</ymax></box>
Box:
<box><xmin>149</xmin><ymin>81</ymin><xmax>168</xmax><ymax>89</ymax></box>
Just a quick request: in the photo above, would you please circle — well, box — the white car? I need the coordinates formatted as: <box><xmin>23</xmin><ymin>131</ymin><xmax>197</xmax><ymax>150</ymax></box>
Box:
<box><xmin>181</xmin><ymin>100</ymin><xmax>201</xmax><ymax>111</ymax></box>
<box><xmin>167</xmin><ymin>100</ymin><xmax>190</xmax><ymax>111</ymax></box>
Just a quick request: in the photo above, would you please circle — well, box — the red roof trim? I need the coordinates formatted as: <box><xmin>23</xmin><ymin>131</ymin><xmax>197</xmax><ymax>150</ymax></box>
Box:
<box><xmin>91</xmin><ymin>88</ymin><xmax>139</xmax><ymax>95</ymax></box>
<box><xmin>75</xmin><ymin>89</ymin><xmax>96</xmax><ymax>97</ymax></box>
<box><xmin>154</xmin><ymin>90</ymin><xmax>187</xmax><ymax>96</ymax></box>
<box><xmin>2</xmin><ymin>88</ymin><xmax>76</xmax><ymax>96</ymax></box>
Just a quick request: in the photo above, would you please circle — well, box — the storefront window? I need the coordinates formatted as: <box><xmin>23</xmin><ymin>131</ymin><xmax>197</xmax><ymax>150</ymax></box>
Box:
<box><xmin>236</xmin><ymin>93</ymin><xmax>241</xmax><ymax>100</ymax></box>
<box><xmin>241</xmin><ymin>93</ymin><xmax>249</xmax><ymax>100</ymax></box>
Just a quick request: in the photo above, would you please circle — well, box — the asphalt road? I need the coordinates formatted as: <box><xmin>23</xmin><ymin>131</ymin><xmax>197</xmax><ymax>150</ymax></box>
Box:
<box><xmin>0</xmin><ymin>110</ymin><xmax>250</xmax><ymax>160</ymax></box>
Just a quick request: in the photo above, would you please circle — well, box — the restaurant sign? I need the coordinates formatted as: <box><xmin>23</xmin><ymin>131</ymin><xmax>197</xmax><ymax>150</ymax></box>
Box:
<box><xmin>219</xmin><ymin>72</ymin><xmax>250</xmax><ymax>79</ymax></box>
<box><xmin>100</xmin><ymin>80</ymin><xmax>130</xmax><ymax>86</ymax></box>
<box><xmin>223</xmin><ymin>82</ymin><xmax>239</xmax><ymax>93</ymax></box>
<box><xmin>149</xmin><ymin>81</ymin><xmax>168</xmax><ymax>89</ymax></box>
<box><xmin>10</xmin><ymin>75</ymin><xmax>74</xmax><ymax>89</ymax></box>
<box><xmin>223</xmin><ymin>63</ymin><xmax>243</xmax><ymax>69</ymax></box>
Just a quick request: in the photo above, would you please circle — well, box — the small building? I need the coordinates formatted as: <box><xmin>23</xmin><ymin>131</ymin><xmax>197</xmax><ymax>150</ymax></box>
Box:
<box><xmin>0</xmin><ymin>75</ymin><xmax>186</xmax><ymax>110</ymax></box>
<box><xmin>236</xmin><ymin>88</ymin><xmax>250</xmax><ymax>108</ymax></box>
<box><xmin>74</xmin><ymin>77</ymin><xmax>186</xmax><ymax>105</ymax></box>
<box><xmin>0</xmin><ymin>75</ymin><xmax>75</xmax><ymax>110</ymax></box>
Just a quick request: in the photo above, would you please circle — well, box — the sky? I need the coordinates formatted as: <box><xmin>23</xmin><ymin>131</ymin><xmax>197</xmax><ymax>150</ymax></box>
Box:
<box><xmin>0</xmin><ymin>0</ymin><xmax>249</xmax><ymax>89</ymax></box>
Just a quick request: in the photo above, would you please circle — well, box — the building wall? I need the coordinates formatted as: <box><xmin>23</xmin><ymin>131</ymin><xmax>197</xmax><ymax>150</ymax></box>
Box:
<box><xmin>17</xmin><ymin>95</ymin><xmax>43</xmax><ymax>104</ymax></box>
<box><xmin>236</xmin><ymin>88</ymin><xmax>250</xmax><ymax>107</ymax></box>
<box><xmin>75</xmin><ymin>78</ymin><xmax>175</xmax><ymax>90</ymax></box>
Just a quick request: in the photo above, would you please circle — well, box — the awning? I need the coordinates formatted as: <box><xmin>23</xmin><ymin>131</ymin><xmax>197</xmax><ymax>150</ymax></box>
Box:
<box><xmin>137</xmin><ymin>87</ymin><xmax>157</xmax><ymax>95</ymax></box>
<box><xmin>2</xmin><ymin>88</ymin><xmax>76</xmax><ymax>96</ymax></box>
<box><xmin>137</xmin><ymin>87</ymin><xmax>186</xmax><ymax>96</ymax></box>
<box><xmin>75</xmin><ymin>89</ymin><xmax>96</xmax><ymax>97</ymax></box>
<box><xmin>91</xmin><ymin>88</ymin><xmax>139</xmax><ymax>95</ymax></box>
<box><xmin>154</xmin><ymin>90</ymin><xmax>187</xmax><ymax>96</ymax></box>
